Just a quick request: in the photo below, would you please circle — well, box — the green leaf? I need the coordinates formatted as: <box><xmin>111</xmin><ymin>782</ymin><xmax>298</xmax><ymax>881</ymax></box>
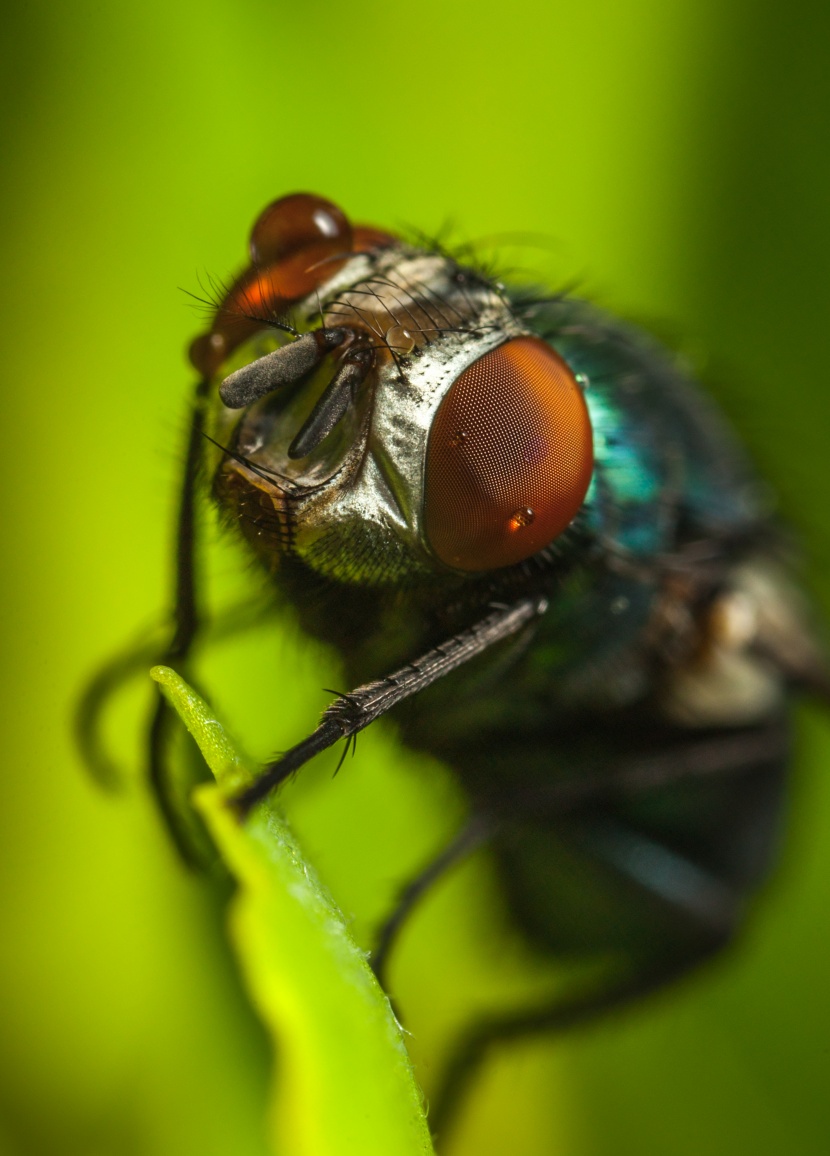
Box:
<box><xmin>151</xmin><ymin>666</ymin><xmax>434</xmax><ymax>1156</ymax></box>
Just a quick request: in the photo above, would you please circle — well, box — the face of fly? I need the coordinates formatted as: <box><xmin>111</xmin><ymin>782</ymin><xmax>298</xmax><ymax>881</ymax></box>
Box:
<box><xmin>204</xmin><ymin>197</ymin><xmax>593</xmax><ymax>589</ymax></box>
<box><xmin>210</xmin><ymin>244</ymin><xmax>523</xmax><ymax>584</ymax></box>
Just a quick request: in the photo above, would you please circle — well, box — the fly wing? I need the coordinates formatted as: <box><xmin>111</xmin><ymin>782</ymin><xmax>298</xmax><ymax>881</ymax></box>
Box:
<box><xmin>660</xmin><ymin>552</ymin><xmax>830</xmax><ymax>727</ymax></box>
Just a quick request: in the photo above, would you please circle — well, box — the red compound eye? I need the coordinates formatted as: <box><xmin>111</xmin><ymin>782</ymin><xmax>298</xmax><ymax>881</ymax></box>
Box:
<box><xmin>424</xmin><ymin>336</ymin><xmax>593</xmax><ymax>571</ymax></box>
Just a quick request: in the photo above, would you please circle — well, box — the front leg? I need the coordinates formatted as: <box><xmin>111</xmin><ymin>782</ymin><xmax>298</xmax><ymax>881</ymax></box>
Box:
<box><xmin>234</xmin><ymin>596</ymin><xmax>548</xmax><ymax>815</ymax></box>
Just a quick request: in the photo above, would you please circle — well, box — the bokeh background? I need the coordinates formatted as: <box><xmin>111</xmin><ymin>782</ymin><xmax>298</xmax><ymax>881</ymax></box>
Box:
<box><xmin>3</xmin><ymin>1</ymin><xmax>830</xmax><ymax>1153</ymax></box>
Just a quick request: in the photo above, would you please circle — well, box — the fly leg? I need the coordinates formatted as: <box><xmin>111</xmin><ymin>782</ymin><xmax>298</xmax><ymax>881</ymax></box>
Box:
<box><xmin>510</xmin><ymin>718</ymin><xmax>791</xmax><ymax>814</ymax></box>
<box><xmin>371</xmin><ymin>724</ymin><xmax>767</xmax><ymax>1008</ymax></box>
<box><xmin>429</xmin><ymin>722</ymin><xmax>787</xmax><ymax>1143</ymax></box>
<box><xmin>146</xmin><ymin>377</ymin><xmax>212</xmax><ymax>864</ymax></box>
<box><xmin>234</xmin><ymin>596</ymin><xmax>548</xmax><ymax>815</ymax></box>
<box><xmin>75</xmin><ymin>626</ymin><xmax>169</xmax><ymax>789</ymax></box>
<box><xmin>372</xmin><ymin>815</ymin><xmax>492</xmax><ymax>991</ymax></box>
<box><xmin>429</xmin><ymin>931</ymin><xmax>730</xmax><ymax>1146</ymax></box>
<box><xmin>76</xmin><ymin>377</ymin><xmax>212</xmax><ymax>863</ymax></box>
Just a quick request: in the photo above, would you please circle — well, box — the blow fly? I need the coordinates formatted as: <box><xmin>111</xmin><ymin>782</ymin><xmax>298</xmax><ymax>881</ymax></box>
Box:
<box><xmin>80</xmin><ymin>193</ymin><xmax>830</xmax><ymax>1131</ymax></box>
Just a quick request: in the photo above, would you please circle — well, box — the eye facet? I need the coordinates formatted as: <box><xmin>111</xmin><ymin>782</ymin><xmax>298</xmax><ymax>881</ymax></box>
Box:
<box><xmin>424</xmin><ymin>336</ymin><xmax>593</xmax><ymax>571</ymax></box>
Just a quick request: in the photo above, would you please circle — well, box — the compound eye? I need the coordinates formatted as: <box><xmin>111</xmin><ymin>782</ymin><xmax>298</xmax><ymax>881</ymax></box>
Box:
<box><xmin>424</xmin><ymin>336</ymin><xmax>593</xmax><ymax>571</ymax></box>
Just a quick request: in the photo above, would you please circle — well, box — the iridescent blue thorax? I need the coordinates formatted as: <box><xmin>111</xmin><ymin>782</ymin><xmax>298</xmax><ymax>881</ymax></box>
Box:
<box><xmin>538</xmin><ymin>299</ymin><xmax>762</xmax><ymax>557</ymax></box>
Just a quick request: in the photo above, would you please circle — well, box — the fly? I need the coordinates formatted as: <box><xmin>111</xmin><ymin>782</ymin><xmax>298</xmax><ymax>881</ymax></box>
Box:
<box><xmin>79</xmin><ymin>193</ymin><xmax>830</xmax><ymax>1136</ymax></box>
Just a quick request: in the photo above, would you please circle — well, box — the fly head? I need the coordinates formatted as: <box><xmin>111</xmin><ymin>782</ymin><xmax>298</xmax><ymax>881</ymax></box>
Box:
<box><xmin>197</xmin><ymin>195</ymin><xmax>594</xmax><ymax>590</ymax></box>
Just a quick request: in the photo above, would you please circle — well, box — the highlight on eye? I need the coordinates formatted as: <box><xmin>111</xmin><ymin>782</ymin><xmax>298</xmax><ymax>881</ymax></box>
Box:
<box><xmin>423</xmin><ymin>336</ymin><xmax>593</xmax><ymax>571</ymax></box>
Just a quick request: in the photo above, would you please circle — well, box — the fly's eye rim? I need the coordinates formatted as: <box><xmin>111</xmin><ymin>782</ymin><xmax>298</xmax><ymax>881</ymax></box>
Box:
<box><xmin>423</xmin><ymin>335</ymin><xmax>594</xmax><ymax>572</ymax></box>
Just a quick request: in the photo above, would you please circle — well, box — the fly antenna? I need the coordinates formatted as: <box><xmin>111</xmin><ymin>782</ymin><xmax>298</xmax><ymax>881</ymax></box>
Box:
<box><xmin>288</xmin><ymin>346</ymin><xmax>375</xmax><ymax>459</ymax></box>
<box><xmin>219</xmin><ymin>326</ymin><xmax>350</xmax><ymax>409</ymax></box>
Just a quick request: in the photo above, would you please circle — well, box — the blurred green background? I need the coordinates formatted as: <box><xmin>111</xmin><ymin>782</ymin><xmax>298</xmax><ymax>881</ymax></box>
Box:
<box><xmin>3</xmin><ymin>1</ymin><xmax>830</xmax><ymax>1153</ymax></box>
